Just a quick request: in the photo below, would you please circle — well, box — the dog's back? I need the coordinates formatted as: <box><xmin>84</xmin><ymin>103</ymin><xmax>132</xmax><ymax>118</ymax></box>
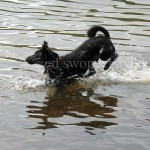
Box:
<box><xmin>62</xmin><ymin>26</ymin><xmax>114</xmax><ymax>62</ymax></box>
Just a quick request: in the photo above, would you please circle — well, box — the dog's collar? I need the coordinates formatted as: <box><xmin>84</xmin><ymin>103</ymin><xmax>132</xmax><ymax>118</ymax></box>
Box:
<box><xmin>44</xmin><ymin>56</ymin><xmax>62</xmax><ymax>74</ymax></box>
<box><xmin>58</xmin><ymin>56</ymin><xmax>62</xmax><ymax>62</ymax></box>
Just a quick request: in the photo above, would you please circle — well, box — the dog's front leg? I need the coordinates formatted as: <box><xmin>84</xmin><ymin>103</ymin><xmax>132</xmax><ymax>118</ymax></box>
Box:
<box><xmin>54</xmin><ymin>77</ymin><xmax>64</xmax><ymax>90</ymax></box>
<box><xmin>45</xmin><ymin>74</ymin><xmax>53</xmax><ymax>85</ymax></box>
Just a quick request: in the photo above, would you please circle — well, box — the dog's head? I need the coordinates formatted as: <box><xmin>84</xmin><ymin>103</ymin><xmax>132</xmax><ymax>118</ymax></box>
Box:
<box><xmin>26</xmin><ymin>41</ymin><xmax>59</xmax><ymax>65</ymax></box>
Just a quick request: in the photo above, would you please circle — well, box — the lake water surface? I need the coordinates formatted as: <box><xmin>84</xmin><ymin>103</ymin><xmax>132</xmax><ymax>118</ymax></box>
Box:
<box><xmin>0</xmin><ymin>0</ymin><xmax>150</xmax><ymax>150</ymax></box>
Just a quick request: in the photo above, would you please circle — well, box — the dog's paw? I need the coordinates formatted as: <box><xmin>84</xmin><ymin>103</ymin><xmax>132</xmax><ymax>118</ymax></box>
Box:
<box><xmin>104</xmin><ymin>61</ymin><xmax>111</xmax><ymax>70</ymax></box>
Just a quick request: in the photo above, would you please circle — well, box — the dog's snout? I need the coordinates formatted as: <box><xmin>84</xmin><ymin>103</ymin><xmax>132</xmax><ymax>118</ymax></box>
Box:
<box><xmin>26</xmin><ymin>56</ymin><xmax>34</xmax><ymax>64</ymax></box>
<box><xmin>26</xmin><ymin>57</ymin><xmax>29</xmax><ymax>62</ymax></box>
<box><xmin>26</xmin><ymin>57</ymin><xmax>30</xmax><ymax>63</ymax></box>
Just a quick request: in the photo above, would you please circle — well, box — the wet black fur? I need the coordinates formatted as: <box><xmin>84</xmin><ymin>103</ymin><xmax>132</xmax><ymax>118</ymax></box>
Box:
<box><xmin>26</xmin><ymin>26</ymin><xmax>118</xmax><ymax>89</ymax></box>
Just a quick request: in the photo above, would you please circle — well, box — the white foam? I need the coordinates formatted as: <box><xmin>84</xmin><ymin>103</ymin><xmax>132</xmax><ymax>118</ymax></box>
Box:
<box><xmin>87</xmin><ymin>52</ymin><xmax>150</xmax><ymax>84</ymax></box>
<box><xmin>12</xmin><ymin>76</ymin><xmax>45</xmax><ymax>91</ymax></box>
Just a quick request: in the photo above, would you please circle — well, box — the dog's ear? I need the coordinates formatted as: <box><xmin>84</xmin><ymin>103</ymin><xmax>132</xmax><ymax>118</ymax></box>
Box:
<box><xmin>42</xmin><ymin>41</ymin><xmax>48</xmax><ymax>49</ymax></box>
<box><xmin>42</xmin><ymin>41</ymin><xmax>59</xmax><ymax>60</ymax></box>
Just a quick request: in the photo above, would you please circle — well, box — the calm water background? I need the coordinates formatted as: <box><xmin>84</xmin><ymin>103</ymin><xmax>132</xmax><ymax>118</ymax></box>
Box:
<box><xmin>0</xmin><ymin>0</ymin><xmax>150</xmax><ymax>150</ymax></box>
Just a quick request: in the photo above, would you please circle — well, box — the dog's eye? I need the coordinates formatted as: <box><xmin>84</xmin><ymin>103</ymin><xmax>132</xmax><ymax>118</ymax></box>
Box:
<box><xmin>35</xmin><ymin>52</ymin><xmax>43</xmax><ymax>58</ymax></box>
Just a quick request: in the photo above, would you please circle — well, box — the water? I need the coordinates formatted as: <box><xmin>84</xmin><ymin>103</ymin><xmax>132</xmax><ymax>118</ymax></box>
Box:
<box><xmin>0</xmin><ymin>0</ymin><xmax>150</xmax><ymax>149</ymax></box>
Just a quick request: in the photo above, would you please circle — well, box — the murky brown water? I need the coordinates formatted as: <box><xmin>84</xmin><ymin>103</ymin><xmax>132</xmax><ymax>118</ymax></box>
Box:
<box><xmin>0</xmin><ymin>0</ymin><xmax>150</xmax><ymax>150</ymax></box>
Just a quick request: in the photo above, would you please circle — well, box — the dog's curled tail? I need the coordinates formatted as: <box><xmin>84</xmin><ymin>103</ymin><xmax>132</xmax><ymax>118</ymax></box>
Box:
<box><xmin>87</xmin><ymin>26</ymin><xmax>110</xmax><ymax>39</ymax></box>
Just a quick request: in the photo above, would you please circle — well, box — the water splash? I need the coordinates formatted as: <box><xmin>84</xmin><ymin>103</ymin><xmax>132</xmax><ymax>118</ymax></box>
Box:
<box><xmin>9</xmin><ymin>52</ymin><xmax>150</xmax><ymax>91</ymax></box>
<box><xmin>12</xmin><ymin>76</ymin><xmax>45</xmax><ymax>91</ymax></box>
<box><xmin>86</xmin><ymin>52</ymin><xmax>150</xmax><ymax>85</ymax></box>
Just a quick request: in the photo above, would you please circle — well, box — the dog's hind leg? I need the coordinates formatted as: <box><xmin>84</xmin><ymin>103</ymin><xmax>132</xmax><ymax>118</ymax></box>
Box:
<box><xmin>84</xmin><ymin>62</ymin><xmax>96</xmax><ymax>78</ymax></box>
<box><xmin>104</xmin><ymin>53</ymin><xmax>118</xmax><ymax>70</ymax></box>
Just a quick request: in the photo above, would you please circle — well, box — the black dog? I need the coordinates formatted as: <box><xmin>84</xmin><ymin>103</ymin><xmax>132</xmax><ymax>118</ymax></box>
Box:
<box><xmin>26</xmin><ymin>26</ymin><xmax>118</xmax><ymax>89</ymax></box>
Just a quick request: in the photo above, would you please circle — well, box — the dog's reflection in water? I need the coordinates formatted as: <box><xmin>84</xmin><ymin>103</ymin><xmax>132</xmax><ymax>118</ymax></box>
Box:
<box><xmin>27</xmin><ymin>82</ymin><xmax>118</xmax><ymax>132</ymax></box>
<box><xmin>45</xmin><ymin>78</ymin><xmax>82</xmax><ymax>97</ymax></box>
